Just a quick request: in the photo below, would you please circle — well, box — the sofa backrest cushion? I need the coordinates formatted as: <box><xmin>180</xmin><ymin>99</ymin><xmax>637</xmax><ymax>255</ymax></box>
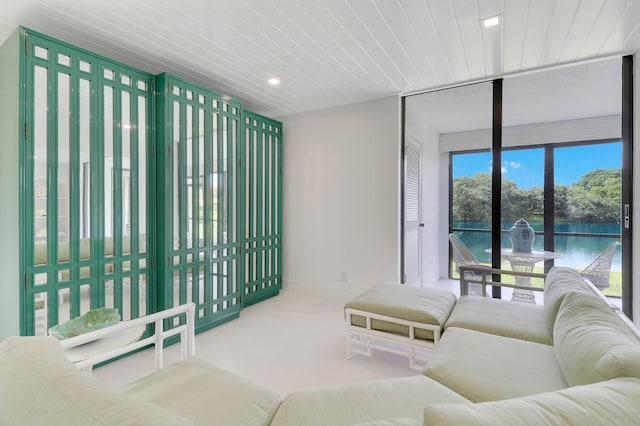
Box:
<box><xmin>543</xmin><ymin>266</ymin><xmax>595</xmax><ymax>332</ymax></box>
<box><xmin>553</xmin><ymin>292</ymin><xmax>640</xmax><ymax>386</ymax></box>
<box><xmin>0</xmin><ymin>336</ymin><xmax>191</xmax><ymax>425</ymax></box>
<box><xmin>423</xmin><ymin>378</ymin><xmax>640</xmax><ymax>426</ymax></box>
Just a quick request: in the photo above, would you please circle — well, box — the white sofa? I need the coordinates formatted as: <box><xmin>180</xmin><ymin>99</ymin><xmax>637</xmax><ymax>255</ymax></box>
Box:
<box><xmin>2</xmin><ymin>267</ymin><xmax>640</xmax><ymax>425</ymax></box>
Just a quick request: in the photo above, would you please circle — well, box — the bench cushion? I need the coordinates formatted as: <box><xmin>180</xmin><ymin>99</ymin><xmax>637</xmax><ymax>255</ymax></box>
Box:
<box><xmin>270</xmin><ymin>375</ymin><xmax>469</xmax><ymax>426</ymax></box>
<box><xmin>345</xmin><ymin>284</ymin><xmax>457</xmax><ymax>340</ymax></box>
<box><xmin>554</xmin><ymin>291</ymin><xmax>640</xmax><ymax>386</ymax></box>
<box><xmin>445</xmin><ymin>295</ymin><xmax>552</xmax><ymax>345</ymax></box>
<box><xmin>423</xmin><ymin>378</ymin><xmax>640</xmax><ymax>426</ymax></box>
<box><xmin>0</xmin><ymin>337</ymin><xmax>190</xmax><ymax>426</ymax></box>
<box><xmin>124</xmin><ymin>357</ymin><xmax>282</xmax><ymax>426</ymax></box>
<box><xmin>423</xmin><ymin>327</ymin><xmax>567</xmax><ymax>402</ymax></box>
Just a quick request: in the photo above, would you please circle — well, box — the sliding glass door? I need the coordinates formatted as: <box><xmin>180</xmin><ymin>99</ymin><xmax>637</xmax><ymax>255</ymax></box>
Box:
<box><xmin>447</xmin><ymin>57</ymin><xmax>630</xmax><ymax>311</ymax></box>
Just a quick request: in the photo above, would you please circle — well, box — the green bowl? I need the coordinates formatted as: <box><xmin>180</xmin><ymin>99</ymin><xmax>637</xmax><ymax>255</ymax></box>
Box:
<box><xmin>49</xmin><ymin>308</ymin><xmax>120</xmax><ymax>340</ymax></box>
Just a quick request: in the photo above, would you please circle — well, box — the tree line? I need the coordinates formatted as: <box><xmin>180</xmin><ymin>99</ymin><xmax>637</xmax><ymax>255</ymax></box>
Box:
<box><xmin>453</xmin><ymin>169</ymin><xmax>621</xmax><ymax>223</ymax></box>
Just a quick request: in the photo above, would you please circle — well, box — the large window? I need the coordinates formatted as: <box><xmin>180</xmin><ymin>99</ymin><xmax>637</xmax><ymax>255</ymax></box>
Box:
<box><xmin>451</xmin><ymin>140</ymin><xmax>622</xmax><ymax>298</ymax></box>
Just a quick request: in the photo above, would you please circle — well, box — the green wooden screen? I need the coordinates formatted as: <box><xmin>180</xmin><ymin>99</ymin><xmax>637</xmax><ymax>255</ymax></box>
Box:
<box><xmin>20</xmin><ymin>29</ymin><xmax>282</xmax><ymax>337</ymax></box>
<box><xmin>22</xmin><ymin>29</ymin><xmax>154</xmax><ymax>335</ymax></box>
<box><xmin>156</xmin><ymin>74</ymin><xmax>244</xmax><ymax>332</ymax></box>
<box><xmin>242</xmin><ymin>112</ymin><xmax>283</xmax><ymax>306</ymax></box>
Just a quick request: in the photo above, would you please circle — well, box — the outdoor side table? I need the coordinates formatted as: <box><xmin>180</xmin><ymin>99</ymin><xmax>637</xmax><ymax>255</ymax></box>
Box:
<box><xmin>485</xmin><ymin>249</ymin><xmax>563</xmax><ymax>303</ymax></box>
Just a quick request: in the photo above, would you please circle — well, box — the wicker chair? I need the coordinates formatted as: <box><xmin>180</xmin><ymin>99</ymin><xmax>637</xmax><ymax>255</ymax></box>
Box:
<box><xmin>579</xmin><ymin>241</ymin><xmax>620</xmax><ymax>291</ymax></box>
<box><xmin>449</xmin><ymin>233</ymin><xmax>490</xmax><ymax>295</ymax></box>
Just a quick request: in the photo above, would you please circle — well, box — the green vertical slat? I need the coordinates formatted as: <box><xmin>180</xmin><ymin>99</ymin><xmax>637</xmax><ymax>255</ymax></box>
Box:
<box><xmin>179</xmin><ymin>95</ymin><xmax>188</xmax><ymax>306</ymax></box>
<box><xmin>48</xmin><ymin>52</ymin><xmax>60</xmax><ymax>324</ymax></box>
<box><xmin>94</xmin><ymin>65</ymin><xmax>106</xmax><ymax>310</ymax></box>
<box><xmin>203</xmin><ymin>105</ymin><xmax>213</xmax><ymax>317</ymax></box>
<box><xmin>226</xmin><ymin>113</ymin><xmax>234</xmax><ymax>305</ymax></box>
<box><xmin>22</xmin><ymin>30</ymin><xmax>34</xmax><ymax>335</ymax></box>
<box><xmin>192</xmin><ymin>104</ymin><xmax>200</xmax><ymax>255</ymax></box>
<box><xmin>216</xmin><ymin>110</ymin><xmax>223</xmax><ymax>313</ymax></box>
<box><xmin>69</xmin><ymin>59</ymin><xmax>81</xmax><ymax>319</ymax></box>
<box><xmin>113</xmin><ymin>72</ymin><xmax>124</xmax><ymax>314</ymax></box>
<box><xmin>154</xmin><ymin>73</ymin><xmax>170</xmax><ymax>312</ymax></box>
<box><xmin>278</xmin><ymin>124</ymin><xmax>283</xmax><ymax>286</ymax></box>
<box><xmin>130</xmin><ymin>83</ymin><xmax>140</xmax><ymax>320</ymax></box>
<box><xmin>270</xmin><ymin>132</ymin><xmax>276</xmax><ymax>287</ymax></box>
<box><xmin>256</xmin><ymin>124</ymin><xmax>264</xmax><ymax>293</ymax></box>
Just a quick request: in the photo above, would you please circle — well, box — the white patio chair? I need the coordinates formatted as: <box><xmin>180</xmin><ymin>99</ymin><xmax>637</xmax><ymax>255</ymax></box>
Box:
<box><xmin>579</xmin><ymin>241</ymin><xmax>620</xmax><ymax>291</ymax></box>
<box><xmin>449</xmin><ymin>233</ymin><xmax>490</xmax><ymax>295</ymax></box>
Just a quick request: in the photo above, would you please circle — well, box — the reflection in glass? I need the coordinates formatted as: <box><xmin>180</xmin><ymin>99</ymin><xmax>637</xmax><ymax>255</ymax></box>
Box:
<box><xmin>173</xmin><ymin>101</ymin><xmax>181</xmax><ymax>250</ymax></box>
<box><xmin>80</xmin><ymin>79</ymin><xmax>91</xmax><ymax>241</ymax></box>
<box><xmin>57</xmin><ymin>53</ymin><xmax>71</xmax><ymax>67</ymax></box>
<box><xmin>138</xmin><ymin>95</ymin><xmax>147</xmax><ymax>251</ymax></box>
<box><xmin>58</xmin><ymin>288</ymin><xmax>71</xmax><ymax>324</ymax></box>
<box><xmin>34</xmin><ymin>292</ymin><xmax>48</xmax><ymax>336</ymax></box>
<box><xmin>186</xmin><ymin>104</ymin><xmax>193</xmax><ymax>249</ymax></box>
<box><xmin>58</xmin><ymin>72</ymin><xmax>71</xmax><ymax>262</ymax></box>
<box><xmin>34</xmin><ymin>66</ymin><xmax>48</xmax><ymax>261</ymax></box>
<box><xmin>199</xmin><ymin>109</ymin><xmax>205</xmax><ymax>248</ymax></box>
<box><xmin>104</xmin><ymin>86</ymin><xmax>114</xmax><ymax>245</ymax></box>
<box><xmin>34</xmin><ymin>45</ymin><xmax>48</xmax><ymax>60</ymax></box>
<box><xmin>122</xmin><ymin>90</ymin><xmax>131</xmax><ymax>237</ymax></box>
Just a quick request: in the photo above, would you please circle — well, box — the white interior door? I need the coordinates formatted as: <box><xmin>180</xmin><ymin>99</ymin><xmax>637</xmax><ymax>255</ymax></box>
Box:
<box><xmin>404</xmin><ymin>137</ymin><xmax>422</xmax><ymax>285</ymax></box>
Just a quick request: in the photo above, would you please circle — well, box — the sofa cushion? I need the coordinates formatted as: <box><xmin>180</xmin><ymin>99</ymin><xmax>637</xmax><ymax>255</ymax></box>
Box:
<box><xmin>345</xmin><ymin>284</ymin><xmax>457</xmax><ymax>340</ymax></box>
<box><xmin>269</xmin><ymin>375</ymin><xmax>469</xmax><ymax>426</ymax></box>
<box><xmin>352</xmin><ymin>419</ymin><xmax>421</xmax><ymax>426</ymax></box>
<box><xmin>423</xmin><ymin>327</ymin><xmax>567</xmax><ymax>402</ymax></box>
<box><xmin>124</xmin><ymin>357</ymin><xmax>282</xmax><ymax>426</ymax></box>
<box><xmin>543</xmin><ymin>266</ymin><xmax>595</xmax><ymax>332</ymax></box>
<box><xmin>0</xmin><ymin>336</ymin><xmax>191</xmax><ymax>425</ymax></box>
<box><xmin>553</xmin><ymin>291</ymin><xmax>640</xmax><ymax>386</ymax></box>
<box><xmin>423</xmin><ymin>378</ymin><xmax>640</xmax><ymax>426</ymax></box>
<box><xmin>445</xmin><ymin>295</ymin><xmax>551</xmax><ymax>345</ymax></box>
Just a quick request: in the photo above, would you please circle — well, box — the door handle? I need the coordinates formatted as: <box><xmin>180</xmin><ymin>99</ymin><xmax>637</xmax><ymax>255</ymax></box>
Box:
<box><xmin>624</xmin><ymin>204</ymin><xmax>630</xmax><ymax>229</ymax></box>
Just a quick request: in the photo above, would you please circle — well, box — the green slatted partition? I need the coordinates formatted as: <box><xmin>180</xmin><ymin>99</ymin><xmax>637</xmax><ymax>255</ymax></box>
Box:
<box><xmin>242</xmin><ymin>112</ymin><xmax>283</xmax><ymax>306</ymax></box>
<box><xmin>156</xmin><ymin>74</ymin><xmax>243</xmax><ymax>332</ymax></box>
<box><xmin>16</xmin><ymin>28</ymin><xmax>283</xmax><ymax>339</ymax></box>
<box><xmin>22</xmin><ymin>29</ymin><xmax>154</xmax><ymax>336</ymax></box>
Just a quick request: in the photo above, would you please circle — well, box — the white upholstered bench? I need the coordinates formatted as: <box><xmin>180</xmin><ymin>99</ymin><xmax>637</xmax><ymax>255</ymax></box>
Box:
<box><xmin>344</xmin><ymin>284</ymin><xmax>457</xmax><ymax>370</ymax></box>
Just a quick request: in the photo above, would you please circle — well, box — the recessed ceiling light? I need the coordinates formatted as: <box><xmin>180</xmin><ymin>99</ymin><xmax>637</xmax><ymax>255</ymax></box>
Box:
<box><xmin>268</xmin><ymin>78</ymin><xmax>280</xmax><ymax>86</ymax></box>
<box><xmin>483</xmin><ymin>16</ymin><xmax>500</xmax><ymax>28</ymax></box>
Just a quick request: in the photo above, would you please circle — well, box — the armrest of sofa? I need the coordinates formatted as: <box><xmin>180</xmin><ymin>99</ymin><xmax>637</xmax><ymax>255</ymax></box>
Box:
<box><xmin>459</xmin><ymin>266</ymin><xmax>546</xmax><ymax>296</ymax></box>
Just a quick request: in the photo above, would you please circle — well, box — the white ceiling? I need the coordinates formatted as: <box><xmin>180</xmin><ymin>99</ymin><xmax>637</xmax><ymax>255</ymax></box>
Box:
<box><xmin>1</xmin><ymin>0</ymin><xmax>639</xmax><ymax>118</ymax></box>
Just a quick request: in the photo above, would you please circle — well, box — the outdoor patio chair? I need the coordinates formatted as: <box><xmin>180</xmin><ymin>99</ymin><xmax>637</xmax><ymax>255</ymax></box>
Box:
<box><xmin>579</xmin><ymin>241</ymin><xmax>620</xmax><ymax>291</ymax></box>
<box><xmin>448</xmin><ymin>233</ymin><xmax>489</xmax><ymax>295</ymax></box>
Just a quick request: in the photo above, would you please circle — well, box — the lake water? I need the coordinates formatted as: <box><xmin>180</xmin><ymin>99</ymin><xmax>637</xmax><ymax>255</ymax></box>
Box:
<box><xmin>453</xmin><ymin>221</ymin><xmax>621</xmax><ymax>271</ymax></box>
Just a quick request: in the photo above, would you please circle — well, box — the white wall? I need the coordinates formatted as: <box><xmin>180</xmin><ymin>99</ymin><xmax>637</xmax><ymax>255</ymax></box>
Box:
<box><xmin>281</xmin><ymin>96</ymin><xmax>401</xmax><ymax>300</ymax></box>
<box><xmin>0</xmin><ymin>29</ymin><xmax>20</xmax><ymax>339</ymax></box>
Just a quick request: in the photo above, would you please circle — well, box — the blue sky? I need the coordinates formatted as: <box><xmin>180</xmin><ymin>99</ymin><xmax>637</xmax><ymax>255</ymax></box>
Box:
<box><xmin>452</xmin><ymin>142</ymin><xmax>622</xmax><ymax>189</ymax></box>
